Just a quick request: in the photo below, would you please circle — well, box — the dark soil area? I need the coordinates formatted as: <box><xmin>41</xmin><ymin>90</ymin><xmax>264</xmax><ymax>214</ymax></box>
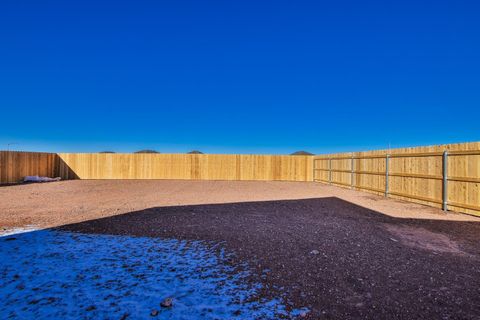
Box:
<box><xmin>59</xmin><ymin>197</ymin><xmax>480</xmax><ymax>319</ymax></box>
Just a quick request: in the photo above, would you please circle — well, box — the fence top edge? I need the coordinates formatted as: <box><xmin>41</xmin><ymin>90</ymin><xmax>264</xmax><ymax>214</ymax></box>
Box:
<box><xmin>55</xmin><ymin>153</ymin><xmax>314</xmax><ymax>157</ymax></box>
<box><xmin>314</xmin><ymin>150</ymin><xmax>480</xmax><ymax>159</ymax></box>
<box><xmin>0</xmin><ymin>150</ymin><xmax>57</xmax><ymax>155</ymax></box>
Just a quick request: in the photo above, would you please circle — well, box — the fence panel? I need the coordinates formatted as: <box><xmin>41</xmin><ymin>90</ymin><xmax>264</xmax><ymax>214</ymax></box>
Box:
<box><xmin>56</xmin><ymin>153</ymin><xmax>313</xmax><ymax>182</ymax></box>
<box><xmin>313</xmin><ymin>141</ymin><xmax>480</xmax><ymax>216</ymax></box>
<box><xmin>3</xmin><ymin>143</ymin><xmax>479</xmax><ymax>216</ymax></box>
<box><xmin>0</xmin><ymin>151</ymin><xmax>58</xmax><ymax>184</ymax></box>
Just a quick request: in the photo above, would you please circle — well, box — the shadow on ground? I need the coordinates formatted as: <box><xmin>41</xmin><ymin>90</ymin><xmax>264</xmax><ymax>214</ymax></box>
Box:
<box><xmin>3</xmin><ymin>197</ymin><xmax>480</xmax><ymax>319</ymax></box>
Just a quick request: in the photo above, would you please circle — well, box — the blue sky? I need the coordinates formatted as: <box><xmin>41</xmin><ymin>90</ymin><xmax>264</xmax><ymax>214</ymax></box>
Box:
<box><xmin>0</xmin><ymin>0</ymin><xmax>479</xmax><ymax>154</ymax></box>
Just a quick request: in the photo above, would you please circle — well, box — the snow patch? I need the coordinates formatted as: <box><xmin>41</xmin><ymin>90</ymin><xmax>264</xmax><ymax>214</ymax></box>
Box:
<box><xmin>0</xmin><ymin>230</ymin><xmax>306</xmax><ymax>319</ymax></box>
<box><xmin>0</xmin><ymin>225</ymin><xmax>39</xmax><ymax>237</ymax></box>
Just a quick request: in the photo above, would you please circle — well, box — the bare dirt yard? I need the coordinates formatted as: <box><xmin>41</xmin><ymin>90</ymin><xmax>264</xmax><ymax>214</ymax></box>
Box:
<box><xmin>1</xmin><ymin>180</ymin><xmax>480</xmax><ymax>319</ymax></box>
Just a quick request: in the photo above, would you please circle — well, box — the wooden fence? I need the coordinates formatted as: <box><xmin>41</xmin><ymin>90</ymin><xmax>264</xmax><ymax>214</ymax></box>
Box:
<box><xmin>1</xmin><ymin>143</ymin><xmax>479</xmax><ymax>216</ymax></box>
<box><xmin>0</xmin><ymin>151</ymin><xmax>58</xmax><ymax>184</ymax></box>
<box><xmin>56</xmin><ymin>153</ymin><xmax>313</xmax><ymax>182</ymax></box>
<box><xmin>313</xmin><ymin>141</ymin><xmax>480</xmax><ymax>216</ymax></box>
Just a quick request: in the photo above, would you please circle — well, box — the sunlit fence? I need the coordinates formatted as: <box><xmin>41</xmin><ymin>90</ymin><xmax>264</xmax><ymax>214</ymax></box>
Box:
<box><xmin>314</xmin><ymin>141</ymin><xmax>480</xmax><ymax>216</ymax></box>
<box><xmin>56</xmin><ymin>153</ymin><xmax>313</xmax><ymax>181</ymax></box>
<box><xmin>1</xmin><ymin>141</ymin><xmax>479</xmax><ymax>216</ymax></box>
<box><xmin>0</xmin><ymin>152</ymin><xmax>313</xmax><ymax>183</ymax></box>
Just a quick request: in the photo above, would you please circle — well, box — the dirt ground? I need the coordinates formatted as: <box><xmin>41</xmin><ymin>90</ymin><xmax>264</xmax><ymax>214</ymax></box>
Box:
<box><xmin>1</xmin><ymin>180</ymin><xmax>478</xmax><ymax>230</ymax></box>
<box><xmin>2</xmin><ymin>180</ymin><xmax>480</xmax><ymax>319</ymax></box>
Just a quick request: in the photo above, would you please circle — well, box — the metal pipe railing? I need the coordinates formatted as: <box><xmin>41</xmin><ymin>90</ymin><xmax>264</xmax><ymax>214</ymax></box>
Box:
<box><xmin>385</xmin><ymin>154</ymin><xmax>390</xmax><ymax>197</ymax></box>
<box><xmin>443</xmin><ymin>151</ymin><xmax>448</xmax><ymax>211</ymax></box>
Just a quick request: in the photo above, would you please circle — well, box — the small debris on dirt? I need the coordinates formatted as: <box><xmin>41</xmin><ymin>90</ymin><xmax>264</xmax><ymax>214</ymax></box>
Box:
<box><xmin>299</xmin><ymin>310</ymin><xmax>309</xmax><ymax>317</ymax></box>
<box><xmin>389</xmin><ymin>237</ymin><xmax>398</xmax><ymax>242</ymax></box>
<box><xmin>28</xmin><ymin>299</ymin><xmax>40</xmax><ymax>305</ymax></box>
<box><xmin>160</xmin><ymin>297</ymin><xmax>173</xmax><ymax>308</ymax></box>
<box><xmin>150</xmin><ymin>309</ymin><xmax>159</xmax><ymax>316</ymax></box>
<box><xmin>85</xmin><ymin>305</ymin><xmax>96</xmax><ymax>311</ymax></box>
<box><xmin>23</xmin><ymin>176</ymin><xmax>61</xmax><ymax>183</ymax></box>
<box><xmin>310</xmin><ymin>250</ymin><xmax>320</xmax><ymax>255</ymax></box>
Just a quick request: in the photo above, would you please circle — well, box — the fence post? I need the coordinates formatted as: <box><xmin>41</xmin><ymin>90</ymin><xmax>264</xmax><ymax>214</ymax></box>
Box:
<box><xmin>443</xmin><ymin>151</ymin><xmax>448</xmax><ymax>211</ymax></box>
<box><xmin>329</xmin><ymin>158</ymin><xmax>332</xmax><ymax>185</ymax></box>
<box><xmin>312</xmin><ymin>157</ymin><xmax>316</xmax><ymax>182</ymax></box>
<box><xmin>385</xmin><ymin>154</ymin><xmax>390</xmax><ymax>197</ymax></box>
<box><xmin>351</xmin><ymin>155</ymin><xmax>354</xmax><ymax>189</ymax></box>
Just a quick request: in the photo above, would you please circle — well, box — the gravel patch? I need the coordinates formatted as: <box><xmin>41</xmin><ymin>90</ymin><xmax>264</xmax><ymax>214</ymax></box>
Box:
<box><xmin>60</xmin><ymin>197</ymin><xmax>480</xmax><ymax>319</ymax></box>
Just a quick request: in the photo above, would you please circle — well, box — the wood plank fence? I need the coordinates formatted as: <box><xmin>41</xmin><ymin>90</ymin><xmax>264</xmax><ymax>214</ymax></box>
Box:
<box><xmin>0</xmin><ymin>151</ymin><xmax>58</xmax><ymax>184</ymax></box>
<box><xmin>56</xmin><ymin>153</ymin><xmax>313</xmax><ymax>182</ymax></box>
<box><xmin>313</xmin><ymin>141</ymin><xmax>480</xmax><ymax>216</ymax></box>
<box><xmin>1</xmin><ymin>142</ymin><xmax>479</xmax><ymax>216</ymax></box>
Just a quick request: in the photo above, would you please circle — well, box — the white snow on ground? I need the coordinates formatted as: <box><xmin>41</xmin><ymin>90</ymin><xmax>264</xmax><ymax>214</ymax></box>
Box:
<box><xmin>0</xmin><ymin>230</ymin><xmax>307</xmax><ymax>319</ymax></box>
<box><xmin>0</xmin><ymin>225</ymin><xmax>39</xmax><ymax>237</ymax></box>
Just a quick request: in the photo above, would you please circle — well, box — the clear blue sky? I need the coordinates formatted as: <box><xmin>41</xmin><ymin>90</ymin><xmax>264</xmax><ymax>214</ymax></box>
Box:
<box><xmin>1</xmin><ymin>0</ymin><xmax>479</xmax><ymax>154</ymax></box>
